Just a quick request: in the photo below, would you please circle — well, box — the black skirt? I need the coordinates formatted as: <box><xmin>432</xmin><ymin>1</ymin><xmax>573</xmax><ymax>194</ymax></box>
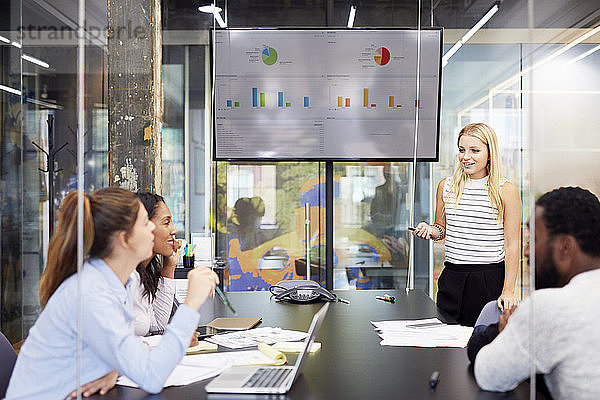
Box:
<box><xmin>436</xmin><ymin>261</ymin><xmax>505</xmax><ymax>327</ymax></box>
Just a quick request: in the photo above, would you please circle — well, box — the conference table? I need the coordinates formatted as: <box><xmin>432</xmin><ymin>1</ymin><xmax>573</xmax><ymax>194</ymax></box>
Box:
<box><xmin>98</xmin><ymin>289</ymin><xmax>544</xmax><ymax>400</ymax></box>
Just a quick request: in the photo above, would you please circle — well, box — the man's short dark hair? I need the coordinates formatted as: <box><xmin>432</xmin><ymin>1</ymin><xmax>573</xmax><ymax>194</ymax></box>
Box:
<box><xmin>536</xmin><ymin>187</ymin><xmax>600</xmax><ymax>257</ymax></box>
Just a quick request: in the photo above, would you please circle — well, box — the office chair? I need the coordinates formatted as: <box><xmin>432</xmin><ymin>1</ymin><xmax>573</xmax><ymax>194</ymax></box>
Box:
<box><xmin>474</xmin><ymin>300</ymin><xmax>502</xmax><ymax>328</ymax></box>
<box><xmin>0</xmin><ymin>331</ymin><xmax>18</xmax><ymax>398</ymax></box>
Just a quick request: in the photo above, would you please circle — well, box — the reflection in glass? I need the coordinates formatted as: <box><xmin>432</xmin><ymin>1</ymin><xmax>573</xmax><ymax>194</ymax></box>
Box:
<box><xmin>436</xmin><ymin>43</ymin><xmax>527</xmax><ymax>301</ymax></box>
<box><xmin>215</xmin><ymin>162</ymin><xmax>324</xmax><ymax>291</ymax></box>
<box><xmin>333</xmin><ymin>163</ymin><xmax>413</xmax><ymax>290</ymax></box>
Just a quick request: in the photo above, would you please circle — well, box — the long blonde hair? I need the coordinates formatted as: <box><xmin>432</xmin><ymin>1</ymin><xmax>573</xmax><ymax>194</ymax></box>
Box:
<box><xmin>447</xmin><ymin>123</ymin><xmax>504</xmax><ymax>223</ymax></box>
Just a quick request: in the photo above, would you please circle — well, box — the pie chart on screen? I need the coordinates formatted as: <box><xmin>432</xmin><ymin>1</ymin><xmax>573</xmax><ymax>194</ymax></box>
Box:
<box><xmin>374</xmin><ymin>47</ymin><xmax>391</xmax><ymax>66</ymax></box>
<box><xmin>262</xmin><ymin>47</ymin><xmax>278</xmax><ymax>66</ymax></box>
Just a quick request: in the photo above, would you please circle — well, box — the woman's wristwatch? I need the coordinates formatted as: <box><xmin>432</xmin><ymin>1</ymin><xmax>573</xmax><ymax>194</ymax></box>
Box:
<box><xmin>431</xmin><ymin>224</ymin><xmax>445</xmax><ymax>241</ymax></box>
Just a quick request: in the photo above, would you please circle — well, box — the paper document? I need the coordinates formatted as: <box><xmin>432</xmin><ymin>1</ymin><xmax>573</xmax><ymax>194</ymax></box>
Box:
<box><xmin>180</xmin><ymin>345</ymin><xmax>286</xmax><ymax>368</ymax></box>
<box><xmin>207</xmin><ymin>317</ymin><xmax>262</xmax><ymax>330</ymax></box>
<box><xmin>177</xmin><ymin>240</ymin><xmax>187</xmax><ymax>265</ymax></box>
<box><xmin>191</xmin><ymin>235</ymin><xmax>213</xmax><ymax>262</ymax></box>
<box><xmin>117</xmin><ymin>355</ymin><xmax>228</xmax><ymax>388</ymax></box>
<box><xmin>371</xmin><ymin>318</ymin><xmax>473</xmax><ymax>348</ymax></box>
<box><xmin>272</xmin><ymin>341</ymin><xmax>321</xmax><ymax>353</ymax></box>
<box><xmin>206</xmin><ymin>327</ymin><xmax>309</xmax><ymax>349</ymax></box>
<box><xmin>175</xmin><ymin>279</ymin><xmax>188</xmax><ymax>303</ymax></box>
<box><xmin>142</xmin><ymin>335</ymin><xmax>217</xmax><ymax>355</ymax></box>
<box><xmin>371</xmin><ymin>318</ymin><xmax>444</xmax><ymax>331</ymax></box>
<box><xmin>187</xmin><ymin>341</ymin><xmax>218</xmax><ymax>354</ymax></box>
<box><xmin>118</xmin><ymin>343</ymin><xmax>286</xmax><ymax>389</ymax></box>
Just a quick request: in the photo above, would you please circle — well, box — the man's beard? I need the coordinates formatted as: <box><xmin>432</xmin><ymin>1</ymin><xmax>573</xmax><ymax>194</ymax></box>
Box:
<box><xmin>535</xmin><ymin>248</ymin><xmax>562</xmax><ymax>290</ymax></box>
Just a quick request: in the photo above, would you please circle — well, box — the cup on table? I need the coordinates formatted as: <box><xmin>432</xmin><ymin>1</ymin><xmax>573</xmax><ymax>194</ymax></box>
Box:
<box><xmin>183</xmin><ymin>255</ymin><xmax>195</xmax><ymax>268</ymax></box>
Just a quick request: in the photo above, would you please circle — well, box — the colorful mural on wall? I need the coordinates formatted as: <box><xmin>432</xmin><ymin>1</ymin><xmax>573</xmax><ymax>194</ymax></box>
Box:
<box><xmin>226</xmin><ymin>176</ymin><xmax>392</xmax><ymax>290</ymax></box>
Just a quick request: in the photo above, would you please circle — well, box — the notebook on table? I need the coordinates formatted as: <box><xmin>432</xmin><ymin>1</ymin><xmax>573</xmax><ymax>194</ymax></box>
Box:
<box><xmin>204</xmin><ymin>302</ymin><xmax>329</xmax><ymax>394</ymax></box>
<box><xmin>207</xmin><ymin>317</ymin><xmax>262</xmax><ymax>330</ymax></box>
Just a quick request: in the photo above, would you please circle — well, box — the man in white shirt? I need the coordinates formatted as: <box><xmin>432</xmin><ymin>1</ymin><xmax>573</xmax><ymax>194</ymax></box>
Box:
<box><xmin>474</xmin><ymin>186</ymin><xmax>600</xmax><ymax>400</ymax></box>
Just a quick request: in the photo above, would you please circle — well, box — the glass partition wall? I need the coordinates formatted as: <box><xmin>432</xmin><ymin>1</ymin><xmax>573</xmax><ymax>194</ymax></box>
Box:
<box><xmin>436</xmin><ymin>41</ymin><xmax>528</xmax><ymax>298</ymax></box>
<box><xmin>210</xmin><ymin>4</ymin><xmax>435</xmax><ymax>294</ymax></box>
<box><xmin>215</xmin><ymin>162</ymin><xmax>326</xmax><ymax>290</ymax></box>
<box><xmin>1</xmin><ymin>2</ymin><xmax>106</xmax><ymax>398</ymax></box>
<box><xmin>527</xmin><ymin>5</ymin><xmax>600</xmax><ymax>397</ymax></box>
<box><xmin>1</xmin><ymin>0</ymin><xmax>24</xmax><ymax>345</ymax></box>
<box><xmin>1</xmin><ymin>0</ymin><xmax>105</xmax><ymax>344</ymax></box>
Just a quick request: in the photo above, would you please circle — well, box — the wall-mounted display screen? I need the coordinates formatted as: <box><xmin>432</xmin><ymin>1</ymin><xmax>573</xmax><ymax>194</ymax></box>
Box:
<box><xmin>214</xmin><ymin>29</ymin><xmax>442</xmax><ymax>160</ymax></box>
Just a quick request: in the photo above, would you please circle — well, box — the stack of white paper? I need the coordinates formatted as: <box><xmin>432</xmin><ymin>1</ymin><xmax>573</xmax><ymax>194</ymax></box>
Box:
<box><xmin>117</xmin><ymin>356</ymin><xmax>228</xmax><ymax>388</ymax></box>
<box><xmin>117</xmin><ymin>337</ymin><xmax>228</xmax><ymax>388</ymax></box>
<box><xmin>174</xmin><ymin>279</ymin><xmax>188</xmax><ymax>304</ymax></box>
<box><xmin>206</xmin><ymin>327</ymin><xmax>309</xmax><ymax>349</ymax></box>
<box><xmin>116</xmin><ymin>348</ymin><xmax>281</xmax><ymax>388</ymax></box>
<box><xmin>181</xmin><ymin>349</ymin><xmax>282</xmax><ymax>367</ymax></box>
<box><xmin>371</xmin><ymin>318</ymin><xmax>473</xmax><ymax>348</ymax></box>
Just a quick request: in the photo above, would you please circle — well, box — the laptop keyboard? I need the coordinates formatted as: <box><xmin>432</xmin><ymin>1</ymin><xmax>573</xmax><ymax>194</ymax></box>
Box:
<box><xmin>243</xmin><ymin>368</ymin><xmax>292</xmax><ymax>388</ymax></box>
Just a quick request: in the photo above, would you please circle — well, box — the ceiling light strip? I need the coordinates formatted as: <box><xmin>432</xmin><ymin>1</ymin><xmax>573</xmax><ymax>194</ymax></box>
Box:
<box><xmin>0</xmin><ymin>84</ymin><xmax>22</xmax><ymax>96</ymax></box>
<box><xmin>22</xmin><ymin>54</ymin><xmax>50</xmax><ymax>68</ymax></box>
<box><xmin>442</xmin><ymin>2</ymin><xmax>499</xmax><ymax>68</ymax></box>
<box><xmin>198</xmin><ymin>4</ymin><xmax>226</xmax><ymax>28</ymax></box>
<box><xmin>565</xmin><ymin>43</ymin><xmax>600</xmax><ymax>66</ymax></box>
<box><xmin>214</xmin><ymin>12</ymin><xmax>227</xmax><ymax>28</ymax></box>
<box><xmin>347</xmin><ymin>6</ymin><xmax>356</xmax><ymax>28</ymax></box>
<box><xmin>458</xmin><ymin>25</ymin><xmax>600</xmax><ymax>116</ymax></box>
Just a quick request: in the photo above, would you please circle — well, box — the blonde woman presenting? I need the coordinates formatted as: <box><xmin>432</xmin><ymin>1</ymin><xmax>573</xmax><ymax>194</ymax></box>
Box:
<box><xmin>412</xmin><ymin>123</ymin><xmax>522</xmax><ymax>326</ymax></box>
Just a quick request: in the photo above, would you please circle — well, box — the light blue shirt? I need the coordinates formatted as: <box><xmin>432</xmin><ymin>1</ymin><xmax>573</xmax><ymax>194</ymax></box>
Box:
<box><xmin>6</xmin><ymin>258</ymin><xmax>200</xmax><ymax>399</ymax></box>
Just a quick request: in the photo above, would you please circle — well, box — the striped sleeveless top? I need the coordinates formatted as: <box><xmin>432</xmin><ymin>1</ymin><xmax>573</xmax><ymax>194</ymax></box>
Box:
<box><xmin>443</xmin><ymin>176</ymin><xmax>506</xmax><ymax>264</ymax></box>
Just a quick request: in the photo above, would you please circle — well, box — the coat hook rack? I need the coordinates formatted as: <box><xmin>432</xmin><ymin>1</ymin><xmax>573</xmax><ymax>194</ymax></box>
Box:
<box><xmin>31</xmin><ymin>115</ymin><xmax>68</xmax><ymax>234</ymax></box>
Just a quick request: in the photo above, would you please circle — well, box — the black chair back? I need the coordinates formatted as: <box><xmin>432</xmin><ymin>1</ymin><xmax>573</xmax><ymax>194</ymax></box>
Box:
<box><xmin>0</xmin><ymin>332</ymin><xmax>18</xmax><ymax>398</ymax></box>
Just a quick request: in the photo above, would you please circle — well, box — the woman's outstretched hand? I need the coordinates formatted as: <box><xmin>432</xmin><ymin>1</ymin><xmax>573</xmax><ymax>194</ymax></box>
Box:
<box><xmin>184</xmin><ymin>267</ymin><xmax>219</xmax><ymax>311</ymax></box>
<box><xmin>67</xmin><ymin>370</ymin><xmax>119</xmax><ymax>398</ymax></box>
<box><xmin>189</xmin><ymin>332</ymin><xmax>199</xmax><ymax>348</ymax></box>
<box><xmin>412</xmin><ymin>222</ymin><xmax>437</xmax><ymax>240</ymax></box>
<box><xmin>497</xmin><ymin>291</ymin><xmax>520</xmax><ymax>312</ymax></box>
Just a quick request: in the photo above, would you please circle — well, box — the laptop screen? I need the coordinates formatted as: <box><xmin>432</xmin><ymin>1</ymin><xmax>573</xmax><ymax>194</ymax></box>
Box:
<box><xmin>286</xmin><ymin>302</ymin><xmax>330</xmax><ymax>389</ymax></box>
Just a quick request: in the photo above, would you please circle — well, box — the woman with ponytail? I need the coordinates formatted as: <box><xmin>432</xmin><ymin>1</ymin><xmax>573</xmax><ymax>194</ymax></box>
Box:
<box><xmin>6</xmin><ymin>188</ymin><xmax>219</xmax><ymax>399</ymax></box>
<box><xmin>412</xmin><ymin>123</ymin><xmax>522</xmax><ymax>326</ymax></box>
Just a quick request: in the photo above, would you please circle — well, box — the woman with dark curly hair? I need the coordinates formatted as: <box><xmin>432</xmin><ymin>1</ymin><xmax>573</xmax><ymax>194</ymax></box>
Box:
<box><xmin>129</xmin><ymin>193</ymin><xmax>182</xmax><ymax>336</ymax></box>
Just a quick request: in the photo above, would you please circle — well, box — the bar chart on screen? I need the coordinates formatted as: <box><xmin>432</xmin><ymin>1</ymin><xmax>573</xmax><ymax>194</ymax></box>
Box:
<box><xmin>214</xmin><ymin>29</ymin><xmax>441</xmax><ymax>159</ymax></box>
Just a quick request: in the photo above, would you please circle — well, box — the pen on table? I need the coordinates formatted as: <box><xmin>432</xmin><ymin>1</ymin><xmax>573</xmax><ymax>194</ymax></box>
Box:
<box><xmin>215</xmin><ymin>286</ymin><xmax>237</xmax><ymax>315</ymax></box>
<box><xmin>375</xmin><ymin>296</ymin><xmax>395</xmax><ymax>303</ymax></box>
<box><xmin>383</xmin><ymin>293</ymin><xmax>395</xmax><ymax>301</ymax></box>
<box><xmin>429</xmin><ymin>371</ymin><xmax>440</xmax><ymax>389</ymax></box>
<box><xmin>337</xmin><ymin>297</ymin><xmax>350</xmax><ymax>304</ymax></box>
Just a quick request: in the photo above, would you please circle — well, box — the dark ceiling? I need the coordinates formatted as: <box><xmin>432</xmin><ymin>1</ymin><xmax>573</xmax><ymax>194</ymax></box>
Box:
<box><xmin>2</xmin><ymin>0</ymin><xmax>599</xmax><ymax>32</ymax></box>
<box><xmin>161</xmin><ymin>0</ymin><xmax>600</xmax><ymax>30</ymax></box>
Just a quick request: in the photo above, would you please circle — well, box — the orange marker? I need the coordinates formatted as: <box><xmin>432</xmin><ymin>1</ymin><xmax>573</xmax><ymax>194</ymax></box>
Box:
<box><xmin>375</xmin><ymin>296</ymin><xmax>395</xmax><ymax>303</ymax></box>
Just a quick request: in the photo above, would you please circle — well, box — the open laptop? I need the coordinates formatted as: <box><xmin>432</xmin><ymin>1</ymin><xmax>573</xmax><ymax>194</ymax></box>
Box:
<box><xmin>205</xmin><ymin>302</ymin><xmax>329</xmax><ymax>394</ymax></box>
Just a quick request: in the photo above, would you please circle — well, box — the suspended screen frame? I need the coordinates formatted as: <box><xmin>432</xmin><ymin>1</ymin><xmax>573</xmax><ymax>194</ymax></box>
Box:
<box><xmin>211</xmin><ymin>27</ymin><xmax>443</xmax><ymax>162</ymax></box>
